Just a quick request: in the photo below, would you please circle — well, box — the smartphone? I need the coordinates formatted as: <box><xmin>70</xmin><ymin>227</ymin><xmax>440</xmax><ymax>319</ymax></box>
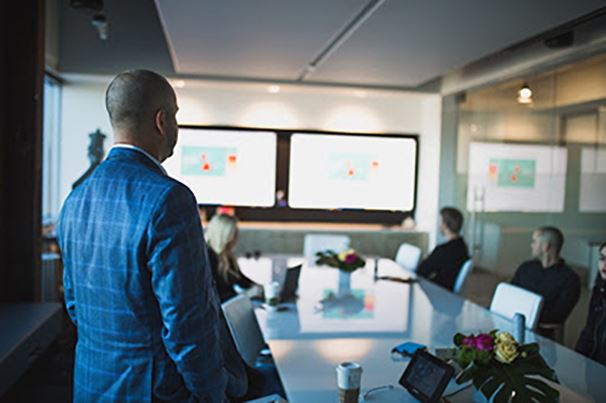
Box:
<box><xmin>392</xmin><ymin>341</ymin><xmax>427</xmax><ymax>357</ymax></box>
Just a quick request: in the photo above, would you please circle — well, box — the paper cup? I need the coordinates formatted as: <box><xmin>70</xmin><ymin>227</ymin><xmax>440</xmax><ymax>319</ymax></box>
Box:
<box><xmin>264</xmin><ymin>281</ymin><xmax>280</xmax><ymax>310</ymax></box>
<box><xmin>336</xmin><ymin>362</ymin><xmax>362</xmax><ymax>403</ymax></box>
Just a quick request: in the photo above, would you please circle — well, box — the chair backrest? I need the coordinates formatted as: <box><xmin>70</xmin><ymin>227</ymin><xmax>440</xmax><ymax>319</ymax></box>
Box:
<box><xmin>490</xmin><ymin>282</ymin><xmax>544</xmax><ymax>330</ymax></box>
<box><xmin>452</xmin><ymin>259</ymin><xmax>473</xmax><ymax>294</ymax></box>
<box><xmin>303</xmin><ymin>234</ymin><xmax>350</xmax><ymax>265</ymax></box>
<box><xmin>394</xmin><ymin>243</ymin><xmax>423</xmax><ymax>271</ymax></box>
<box><xmin>221</xmin><ymin>294</ymin><xmax>266</xmax><ymax>366</ymax></box>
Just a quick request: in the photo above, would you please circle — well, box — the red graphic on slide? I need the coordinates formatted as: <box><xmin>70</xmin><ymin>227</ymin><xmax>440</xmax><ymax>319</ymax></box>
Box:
<box><xmin>227</xmin><ymin>154</ymin><xmax>237</xmax><ymax>166</ymax></box>
<box><xmin>510</xmin><ymin>164</ymin><xmax>520</xmax><ymax>183</ymax></box>
<box><xmin>201</xmin><ymin>154</ymin><xmax>211</xmax><ymax>172</ymax></box>
<box><xmin>346</xmin><ymin>161</ymin><xmax>355</xmax><ymax>177</ymax></box>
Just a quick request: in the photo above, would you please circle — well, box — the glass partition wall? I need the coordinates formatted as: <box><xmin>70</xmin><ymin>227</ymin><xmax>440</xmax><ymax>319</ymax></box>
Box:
<box><xmin>453</xmin><ymin>53</ymin><xmax>606</xmax><ymax>282</ymax></box>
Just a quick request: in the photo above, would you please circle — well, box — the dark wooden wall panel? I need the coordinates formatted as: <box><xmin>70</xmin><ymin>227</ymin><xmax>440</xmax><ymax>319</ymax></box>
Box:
<box><xmin>0</xmin><ymin>0</ymin><xmax>44</xmax><ymax>301</ymax></box>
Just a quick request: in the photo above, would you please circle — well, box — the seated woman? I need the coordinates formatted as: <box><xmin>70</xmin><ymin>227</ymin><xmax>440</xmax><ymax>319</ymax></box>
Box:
<box><xmin>205</xmin><ymin>213</ymin><xmax>260</xmax><ymax>303</ymax></box>
<box><xmin>575</xmin><ymin>241</ymin><xmax>606</xmax><ymax>365</ymax></box>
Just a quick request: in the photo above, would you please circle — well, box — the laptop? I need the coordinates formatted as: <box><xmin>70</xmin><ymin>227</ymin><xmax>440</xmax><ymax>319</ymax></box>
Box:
<box><xmin>279</xmin><ymin>264</ymin><xmax>302</xmax><ymax>302</ymax></box>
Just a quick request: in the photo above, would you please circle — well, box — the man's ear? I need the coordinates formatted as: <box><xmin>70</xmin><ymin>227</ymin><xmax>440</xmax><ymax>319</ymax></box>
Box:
<box><xmin>154</xmin><ymin>108</ymin><xmax>165</xmax><ymax>135</ymax></box>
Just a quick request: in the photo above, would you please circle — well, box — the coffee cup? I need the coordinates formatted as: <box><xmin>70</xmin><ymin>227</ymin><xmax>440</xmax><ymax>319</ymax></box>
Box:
<box><xmin>336</xmin><ymin>362</ymin><xmax>362</xmax><ymax>403</ymax></box>
<box><xmin>264</xmin><ymin>281</ymin><xmax>280</xmax><ymax>311</ymax></box>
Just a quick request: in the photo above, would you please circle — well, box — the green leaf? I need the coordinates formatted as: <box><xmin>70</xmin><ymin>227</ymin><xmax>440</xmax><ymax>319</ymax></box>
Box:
<box><xmin>454</xmin><ymin>333</ymin><xmax>465</xmax><ymax>346</ymax></box>
<box><xmin>493</xmin><ymin>383</ymin><xmax>513</xmax><ymax>403</ymax></box>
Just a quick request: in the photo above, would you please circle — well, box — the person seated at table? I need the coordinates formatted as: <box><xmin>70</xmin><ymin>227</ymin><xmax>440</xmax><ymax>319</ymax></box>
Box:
<box><xmin>417</xmin><ymin>207</ymin><xmax>470</xmax><ymax>291</ymax></box>
<box><xmin>205</xmin><ymin>213</ymin><xmax>261</xmax><ymax>303</ymax></box>
<box><xmin>511</xmin><ymin>226</ymin><xmax>580</xmax><ymax>332</ymax></box>
<box><xmin>575</xmin><ymin>242</ymin><xmax>606</xmax><ymax>365</ymax></box>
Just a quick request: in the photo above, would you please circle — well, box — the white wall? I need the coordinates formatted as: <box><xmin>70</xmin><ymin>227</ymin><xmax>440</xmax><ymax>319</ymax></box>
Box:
<box><xmin>59</xmin><ymin>75</ymin><xmax>442</xmax><ymax>246</ymax></box>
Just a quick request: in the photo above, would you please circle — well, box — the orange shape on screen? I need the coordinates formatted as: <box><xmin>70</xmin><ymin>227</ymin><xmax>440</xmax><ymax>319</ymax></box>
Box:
<box><xmin>227</xmin><ymin>154</ymin><xmax>237</xmax><ymax>165</ymax></box>
<box><xmin>511</xmin><ymin>175</ymin><xmax>518</xmax><ymax>182</ymax></box>
<box><xmin>202</xmin><ymin>163</ymin><xmax>210</xmax><ymax>171</ymax></box>
<box><xmin>371</xmin><ymin>160</ymin><xmax>379</xmax><ymax>168</ymax></box>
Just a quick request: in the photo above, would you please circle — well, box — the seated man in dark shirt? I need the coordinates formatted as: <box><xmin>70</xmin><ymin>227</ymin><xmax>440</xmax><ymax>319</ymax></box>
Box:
<box><xmin>417</xmin><ymin>207</ymin><xmax>470</xmax><ymax>291</ymax></box>
<box><xmin>511</xmin><ymin>226</ymin><xmax>580</xmax><ymax>329</ymax></box>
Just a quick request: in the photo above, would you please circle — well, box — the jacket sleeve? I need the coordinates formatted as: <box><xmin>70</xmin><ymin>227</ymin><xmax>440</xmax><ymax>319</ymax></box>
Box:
<box><xmin>57</xmin><ymin>209</ymin><xmax>78</xmax><ymax>326</ymax></box>
<box><xmin>541</xmin><ymin>272</ymin><xmax>581</xmax><ymax>324</ymax></box>
<box><xmin>417</xmin><ymin>250</ymin><xmax>438</xmax><ymax>280</ymax></box>
<box><xmin>147</xmin><ymin>184</ymin><xmax>229</xmax><ymax>403</ymax></box>
<box><xmin>62</xmin><ymin>262</ymin><xmax>78</xmax><ymax>326</ymax></box>
<box><xmin>576</xmin><ymin>282</ymin><xmax>599</xmax><ymax>356</ymax></box>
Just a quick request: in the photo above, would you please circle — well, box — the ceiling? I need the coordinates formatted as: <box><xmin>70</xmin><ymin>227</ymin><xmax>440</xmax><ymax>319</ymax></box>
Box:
<box><xmin>59</xmin><ymin>0</ymin><xmax>606</xmax><ymax>90</ymax></box>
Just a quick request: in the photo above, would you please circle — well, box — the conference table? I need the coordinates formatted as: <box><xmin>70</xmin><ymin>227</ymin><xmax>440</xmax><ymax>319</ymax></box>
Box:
<box><xmin>238</xmin><ymin>255</ymin><xmax>606</xmax><ymax>402</ymax></box>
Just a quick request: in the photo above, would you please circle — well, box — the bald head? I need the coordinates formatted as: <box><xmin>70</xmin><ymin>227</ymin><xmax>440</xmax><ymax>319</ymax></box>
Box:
<box><xmin>537</xmin><ymin>226</ymin><xmax>564</xmax><ymax>255</ymax></box>
<box><xmin>105</xmin><ymin>70</ymin><xmax>179</xmax><ymax>161</ymax></box>
<box><xmin>105</xmin><ymin>70</ymin><xmax>175</xmax><ymax>133</ymax></box>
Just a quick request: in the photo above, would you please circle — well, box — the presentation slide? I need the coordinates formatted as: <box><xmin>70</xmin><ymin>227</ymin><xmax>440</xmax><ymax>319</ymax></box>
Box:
<box><xmin>163</xmin><ymin>128</ymin><xmax>276</xmax><ymax>206</ymax></box>
<box><xmin>288</xmin><ymin>134</ymin><xmax>417</xmax><ymax>211</ymax></box>
<box><xmin>466</xmin><ymin>142</ymin><xmax>567</xmax><ymax>212</ymax></box>
<box><xmin>579</xmin><ymin>147</ymin><xmax>606</xmax><ymax>212</ymax></box>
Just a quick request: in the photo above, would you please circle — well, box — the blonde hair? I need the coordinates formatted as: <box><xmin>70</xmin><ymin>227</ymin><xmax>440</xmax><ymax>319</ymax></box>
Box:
<box><xmin>205</xmin><ymin>214</ymin><xmax>241</xmax><ymax>283</ymax></box>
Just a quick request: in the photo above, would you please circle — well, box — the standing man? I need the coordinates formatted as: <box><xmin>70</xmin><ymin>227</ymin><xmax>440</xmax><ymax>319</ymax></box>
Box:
<box><xmin>512</xmin><ymin>226</ymin><xmax>580</xmax><ymax>329</ymax></box>
<box><xmin>417</xmin><ymin>207</ymin><xmax>470</xmax><ymax>291</ymax></box>
<box><xmin>58</xmin><ymin>70</ymin><xmax>246</xmax><ymax>402</ymax></box>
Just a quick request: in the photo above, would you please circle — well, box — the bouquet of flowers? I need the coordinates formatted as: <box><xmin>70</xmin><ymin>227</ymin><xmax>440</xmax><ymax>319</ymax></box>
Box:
<box><xmin>453</xmin><ymin>330</ymin><xmax>559</xmax><ymax>402</ymax></box>
<box><xmin>315</xmin><ymin>249</ymin><xmax>366</xmax><ymax>273</ymax></box>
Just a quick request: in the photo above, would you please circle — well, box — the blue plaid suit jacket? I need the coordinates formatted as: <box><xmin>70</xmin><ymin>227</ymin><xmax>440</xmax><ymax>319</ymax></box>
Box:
<box><xmin>58</xmin><ymin>147</ymin><xmax>246</xmax><ymax>402</ymax></box>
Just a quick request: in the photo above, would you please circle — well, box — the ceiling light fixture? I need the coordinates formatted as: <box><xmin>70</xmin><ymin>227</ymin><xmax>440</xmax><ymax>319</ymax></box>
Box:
<box><xmin>171</xmin><ymin>80</ymin><xmax>186</xmax><ymax>88</ymax></box>
<box><xmin>517</xmin><ymin>83</ymin><xmax>533</xmax><ymax>104</ymax></box>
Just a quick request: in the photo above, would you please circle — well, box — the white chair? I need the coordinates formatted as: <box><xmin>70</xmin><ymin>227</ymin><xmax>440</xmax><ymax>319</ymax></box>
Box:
<box><xmin>221</xmin><ymin>294</ymin><xmax>267</xmax><ymax>367</ymax></box>
<box><xmin>303</xmin><ymin>234</ymin><xmax>350</xmax><ymax>265</ymax></box>
<box><xmin>452</xmin><ymin>259</ymin><xmax>473</xmax><ymax>295</ymax></box>
<box><xmin>394</xmin><ymin>243</ymin><xmax>422</xmax><ymax>271</ymax></box>
<box><xmin>490</xmin><ymin>282</ymin><xmax>544</xmax><ymax>330</ymax></box>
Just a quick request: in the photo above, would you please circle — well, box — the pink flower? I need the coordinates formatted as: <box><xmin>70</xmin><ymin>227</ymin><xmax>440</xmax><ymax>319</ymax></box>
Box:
<box><xmin>462</xmin><ymin>336</ymin><xmax>476</xmax><ymax>348</ymax></box>
<box><xmin>474</xmin><ymin>334</ymin><xmax>495</xmax><ymax>351</ymax></box>
<box><xmin>344</xmin><ymin>253</ymin><xmax>358</xmax><ymax>264</ymax></box>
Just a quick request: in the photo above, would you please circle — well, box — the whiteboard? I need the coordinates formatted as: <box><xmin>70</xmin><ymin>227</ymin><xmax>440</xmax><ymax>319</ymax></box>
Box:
<box><xmin>467</xmin><ymin>142</ymin><xmax>567</xmax><ymax>212</ymax></box>
<box><xmin>579</xmin><ymin>147</ymin><xmax>606</xmax><ymax>212</ymax></box>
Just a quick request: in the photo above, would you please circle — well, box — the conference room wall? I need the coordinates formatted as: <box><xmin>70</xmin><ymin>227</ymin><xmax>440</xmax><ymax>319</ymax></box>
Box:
<box><xmin>448</xmin><ymin>62</ymin><xmax>606</xmax><ymax>278</ymax></box>
<box><xmin>59</xmin><ymin>76</ymin><xmax>442</xmax><ymax>247</ymax></box>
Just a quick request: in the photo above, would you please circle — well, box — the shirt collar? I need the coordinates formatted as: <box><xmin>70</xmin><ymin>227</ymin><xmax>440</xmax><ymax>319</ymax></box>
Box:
<box><xmin>111</xmin><ymin>144</ymin><xmax>167</xmax><ymax>175</ymax></box>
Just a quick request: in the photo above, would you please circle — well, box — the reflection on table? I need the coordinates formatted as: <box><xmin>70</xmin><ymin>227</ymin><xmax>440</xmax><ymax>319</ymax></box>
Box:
<box><xmin>238</xmin><ymin>255</ymin><xmax>606</xmax><ymax>402</ymax></box>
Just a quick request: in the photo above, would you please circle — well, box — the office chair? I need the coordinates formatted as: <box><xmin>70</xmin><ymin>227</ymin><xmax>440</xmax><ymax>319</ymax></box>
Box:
<box><xmin>452</xmin><ymin>259</ymin><xmax>474</xmax><ymax>295</ymax></box>
<box><xmin>221</xmin><ymin>294</ymin><xmax>268</xmax><ymax>366</ymax></box>
<box><xmin>394</xmin><ymin>243</ymin><xmax>422</xmax><ymax>272</ymax></box>
<box><xmin>490</xmin><ymin>282</ymin><xmax>544</xmax><ymax>330</ymax></box>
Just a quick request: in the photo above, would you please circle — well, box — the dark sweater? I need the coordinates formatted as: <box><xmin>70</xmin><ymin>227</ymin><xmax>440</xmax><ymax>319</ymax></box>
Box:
<box><xmin>208</xmin><ymin>248</ymin><xmax>256</xmax><ymax>303</ymax></box>
<box><xmin>511</xmin><ymin>259</ymin><xmax>580</xmax><ymax>324</ymax></box>
<box><xmin>417</xmin><ymin>237</ymin><xmax>470</xmax><ymax>291</ymax></box>
<box><xmin>575</xmin><ymin>275</ymin><xmax>606</xmax><ymax>365</ymax></box>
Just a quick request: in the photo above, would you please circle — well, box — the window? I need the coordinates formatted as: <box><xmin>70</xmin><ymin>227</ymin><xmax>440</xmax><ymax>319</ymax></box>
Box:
<box><xmin>42</xmin><ymin>75</ymin><xmax>62</xmax><ymax>224</ymax></box>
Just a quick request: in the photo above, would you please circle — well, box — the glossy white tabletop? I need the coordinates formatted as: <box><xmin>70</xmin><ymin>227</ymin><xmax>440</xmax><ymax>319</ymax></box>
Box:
<box><xmin>238</xmin><ymin>256</ymin><xmax>606</xmax><ymax>402</ymax></box>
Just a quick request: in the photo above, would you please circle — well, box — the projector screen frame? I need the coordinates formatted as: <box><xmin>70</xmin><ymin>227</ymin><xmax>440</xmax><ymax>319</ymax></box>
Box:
<box><xmin>179</xmin><ymin>125</ymin><xmax>419</xmax><ymax>225</ymax></box>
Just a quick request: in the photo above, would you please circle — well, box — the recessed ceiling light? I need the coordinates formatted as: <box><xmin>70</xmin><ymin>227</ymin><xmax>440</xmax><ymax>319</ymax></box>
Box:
<box><xmin>267</xmin><ymin>85</ymin><xmax>281</xmax><ymax>94</ymax></box>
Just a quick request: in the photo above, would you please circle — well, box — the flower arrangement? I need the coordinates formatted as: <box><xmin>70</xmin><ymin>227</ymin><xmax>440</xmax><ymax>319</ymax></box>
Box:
<box><xmin>453</xmin><ymin>330</ymin><xmax>559</xmax><ymax>402</ymax></box>
<box><xmin>315</xmin><ymin>249</ymin><xmax>366</xmax><ymax>273</ymax></box>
